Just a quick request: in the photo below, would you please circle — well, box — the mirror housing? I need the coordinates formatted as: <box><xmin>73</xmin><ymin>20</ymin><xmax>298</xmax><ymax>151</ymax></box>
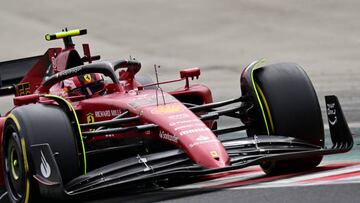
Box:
<box><xmin>180</xmin><ymin>67</ymin><xmax>200</xmax><ymax>79</ymax></box>
<box><xmin>179</xmin><ymin>67</ymin><xmax>200</xmax><ymax>89</ymax></box>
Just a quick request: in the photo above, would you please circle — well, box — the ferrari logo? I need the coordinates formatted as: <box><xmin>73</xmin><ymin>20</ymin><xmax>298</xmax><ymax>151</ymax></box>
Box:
<box><xmin>84</xmin><ymin>74</ymin><xmax>92</xmax><ymax>83</ymax></box>
<box><xmin>210</xmin><ymin>151</ymin><xmax>219</xmax><ymax>158</ymax></box>
<box><xmin>86</xmin><ymin>113</ymin><xmax>95</xmax><ymax>132</ymax></box>
<box><xmin>87</xmin><ymin>113</ymin><xmax>95</xmax><ymax>123</ymax></box>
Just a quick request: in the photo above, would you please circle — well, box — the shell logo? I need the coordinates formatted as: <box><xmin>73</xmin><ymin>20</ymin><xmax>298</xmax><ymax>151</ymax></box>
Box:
<box><xmin>151</xmin><ymin>104</ymin><xmax>183</xmax><ymax>114</ymax></box>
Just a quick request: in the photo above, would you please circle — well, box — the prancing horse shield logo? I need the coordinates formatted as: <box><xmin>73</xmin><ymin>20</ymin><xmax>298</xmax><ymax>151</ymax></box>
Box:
<box><xmin>84</xmin><ymin>74</ymin><xmax>92</xmax><ymax>83</ymax></box>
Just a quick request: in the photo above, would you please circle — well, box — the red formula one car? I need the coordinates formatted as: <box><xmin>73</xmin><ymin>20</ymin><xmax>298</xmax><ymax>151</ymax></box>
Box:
<box><xmin>0</xmin><ymin>29</ymin><xmax>353</xmax><ymax>202</ymax></box>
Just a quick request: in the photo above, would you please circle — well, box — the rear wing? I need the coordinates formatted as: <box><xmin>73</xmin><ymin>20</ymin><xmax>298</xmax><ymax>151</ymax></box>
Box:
<box><xmin>0</xmin><ymin>55</ymin><xmax>43</xmax><ymax>86</ymax></box>
<box><xmin>0</xmin><ymin>55</ymin><xmax>42</xmax><ymax>95</ymax></box>
<box><xmin>0</xmin><ymin>49</ymin><xmax>59</xmax><ymax>96</ymax></box>
<box><xmin>0</xmin><ymin>29</ymin><xmax>96</xmax><ymax>97</ymax></box>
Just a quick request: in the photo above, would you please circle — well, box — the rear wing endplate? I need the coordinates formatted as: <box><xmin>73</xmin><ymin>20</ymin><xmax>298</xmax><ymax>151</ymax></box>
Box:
<box><xmin>0</xmin><ymin>55</ymin><xmax>42</xmax><ymax>95</ymax></box>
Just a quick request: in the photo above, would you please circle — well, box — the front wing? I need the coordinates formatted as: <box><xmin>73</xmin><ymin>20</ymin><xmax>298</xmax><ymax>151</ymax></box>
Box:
<box><xmin>31</xmin><ymin>95</ymin><xmax>353</xmax><ymax>199</ymax></box>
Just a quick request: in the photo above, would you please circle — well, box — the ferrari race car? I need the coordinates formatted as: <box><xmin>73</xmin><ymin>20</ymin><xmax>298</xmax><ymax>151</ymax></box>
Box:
<box><xmin>0</xmin><ymin>29</ymin><xmax>353</xmax><ymax>202</ymax></box>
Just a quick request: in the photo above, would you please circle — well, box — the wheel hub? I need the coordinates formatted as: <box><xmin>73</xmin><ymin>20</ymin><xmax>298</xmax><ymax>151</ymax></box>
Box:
<box><xmin>10</xmin><ymin>148</ymin><xmax>20</xmax><ymax>181</ymax></box>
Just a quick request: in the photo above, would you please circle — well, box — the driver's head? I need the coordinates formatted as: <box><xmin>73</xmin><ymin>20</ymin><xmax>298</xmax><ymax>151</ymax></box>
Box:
<box><xmin>63</xmin><ymin>73</ymin><xmax>105</xmax><ymax>97</ymax></box>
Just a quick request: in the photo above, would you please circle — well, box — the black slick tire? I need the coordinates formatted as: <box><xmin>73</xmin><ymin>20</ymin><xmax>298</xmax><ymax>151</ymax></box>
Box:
<box><xmin>252</xmin><ymin>63</ymin><xmax>324</xmax><ymax>175</ymax></box>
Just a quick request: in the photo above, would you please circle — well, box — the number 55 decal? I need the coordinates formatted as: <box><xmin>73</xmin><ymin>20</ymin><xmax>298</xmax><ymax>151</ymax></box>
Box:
<box><xmin>17</xmin><ymin>83</ymin><xmax>31</xmax><ymax>96</ymax></box>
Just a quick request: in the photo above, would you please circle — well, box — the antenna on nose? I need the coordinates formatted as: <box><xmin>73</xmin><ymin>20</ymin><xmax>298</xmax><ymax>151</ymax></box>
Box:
<box><xmin>154</xmin><ymin>64</ymin><xmax>166</xmax><ymax>106</ymax></box>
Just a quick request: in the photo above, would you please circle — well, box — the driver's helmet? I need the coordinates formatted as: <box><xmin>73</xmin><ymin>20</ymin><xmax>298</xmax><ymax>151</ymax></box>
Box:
<box><xmin>63</xmin><ymin>73</ymin><xmax>105</xmax><ymax>97</ymax></box>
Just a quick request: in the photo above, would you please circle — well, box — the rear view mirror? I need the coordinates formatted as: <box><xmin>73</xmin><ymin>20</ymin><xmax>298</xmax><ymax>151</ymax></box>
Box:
<box><xmin>180</xmin><ymin>67</ymin><xmax>200</xmax><ymax>79</ymax></box>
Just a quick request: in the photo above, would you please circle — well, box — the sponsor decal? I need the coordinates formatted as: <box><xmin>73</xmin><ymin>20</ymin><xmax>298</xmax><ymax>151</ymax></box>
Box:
<box><xmin>327</xmin><ymin>103</ymin><xmax>337</xmax><ymax>125</ymax></box>
<box><xmin>159</xmin><ymin>131</ymin><xmax>178</xmax><ymax>143</ymax></box>
<box><xmin>84</xmin><ymin>74</ymin><xmax>92</xmax><ymax>83</ymax></box>
<box><xmin>58</xmin><ymin>66</ymin><xmax>82</xmax><ymax>78</ymax></box>
<box><xmin>174</xmin><ymin>123</ymin><xmax>204</xmax><ymax>131</ymax></box>
<box><xmin>210</xmin><ymin>151</ymin><xmax>219</xmax><ymax>158</ymax></box>
<box><xmin>86</xmin><ymin>113</ymin><xmax>95</xmax><ymax>131</ymax></box>
<box><xmin>168</xmin><ymin>114</ymin><xmax>190</xmax><ymax>120</ymax></box>
<box><xmin>128</xmin><ymin>90</ymin><xmax>138</xmax><ymax>95</ymax></box>
<box><xmin>95</xmin><ymin>110</ymin><xmax>110</xmax><ymax>117</ymax></box>
<box><xmin>151</xmin><ymin>104</ymin><xmax>183</xmax><ymax>114</ymax></box>
<box><xmin>94</xmin><ymin>109</ymin><xmax>122</xmax><ymax>118</ymax></box>
<box><xmin>169</xmin><ymin>119</ymin><xmax>199</xmax><ymax>126</ymax></box>
<box><xmin>196</xmin><ymin>135</ymin><xmax>209</xmax><ymax>141</ymax></box>
<box><xmin>179</xmin><ymin>127</ymin><xmax>211</xmax><ymax>136</ymax></box>
<box><xmin>16</xmin><ymin>83</ymin><xmax>30</xmax><ymax>96</ymax></box>
<box><xmin>40</xmin><ymin>150</ymin><xmax>51</xmax><ymax>178</ymax></box>
<box><xmin>51</xmin><ymin>56</ymin><xmax>57</xmax><ymax>70</ymax></box>
<box><xmin>111</xmin><ymin>109</ymin><xmax>122</xmax><ymax>116</ymax></box>
<box><xmin>128</xmin><ymin>94</ymin><xmax>177</xmax><ymax>109</ymax></box>
<box><xmin>86</xmin><ymin>113</ymin><xmax>95</xmax><ymax>123</ymax></box>
<box><xmin>189</xmin><ymin>139</ymin><xmax>218</xmax><ymax>148</ymax></box>
<box><xmin>129</xmin><ymin>102</ymin><xmax>140</xmax><ymax>109</ymax></box>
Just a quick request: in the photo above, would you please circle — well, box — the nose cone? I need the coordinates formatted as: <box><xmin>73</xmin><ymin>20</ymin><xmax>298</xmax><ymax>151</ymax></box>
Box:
<box><xmin>183</xmin><ymin>138</ymin><xmax>230</xmax><ymax>168</ymax></box>
<box><xmin>137</xmin><ymin>98</ymin><xmax>230</xmax><ymax>169</ymax></box>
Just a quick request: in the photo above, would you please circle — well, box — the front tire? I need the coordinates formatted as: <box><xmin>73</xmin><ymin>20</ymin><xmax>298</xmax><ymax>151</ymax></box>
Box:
<box><xmin>2</xmin><ymin>104</ymin><xmax>82</xmax><ymax>202</ymax></box>
<box><xmin>243</xmin><ymin>62</ymin><xmax>324</xmax><ymax>174</ymax></box>
<box><xmin>3</xmin><ymin>118</ymin><xmax>37</xmax><ymax>203</ymax></box>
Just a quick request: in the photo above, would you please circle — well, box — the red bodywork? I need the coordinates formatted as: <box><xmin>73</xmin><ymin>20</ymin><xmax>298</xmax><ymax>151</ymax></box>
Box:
<box><xmin>0</xmin><ymin>42</ymin><xmax>229</xmax><ymax>186</ymax></box>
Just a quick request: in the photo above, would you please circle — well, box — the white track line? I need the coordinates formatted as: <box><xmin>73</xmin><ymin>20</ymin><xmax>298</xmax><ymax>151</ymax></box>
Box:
<box><xmin>232</xmin><ymin>180</ymin><xmax>360</xmax><ymax>190</ymax></box>
<box><xmin>0</xmin><ymin>192</ymin><xmax>8</xmax><ymax>201</ymax></box>
<box><xmin>170</xmin><ymin>163</ymin><xmax>360</xmax><ymax>190</ymax></box>
<box><xmin>254</xmin><ymin>164</ymin><xmax>360</xmax><ymax>185</ymax></box>
<box><xmin>233</xmin><ymin>164</ymin><xmax>360</xmax><ymax>189</ymax></box>
<box><xmin>170</xmin><ymin>168</ymin><xmax>265</xmax><ymax>189</ymax></box>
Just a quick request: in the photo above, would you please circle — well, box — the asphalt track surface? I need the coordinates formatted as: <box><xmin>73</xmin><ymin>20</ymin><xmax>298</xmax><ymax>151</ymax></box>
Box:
<box><xmin>1</xmin><ymin>0</ymin><xmax>360</xmax><ymax>202</ymax></box>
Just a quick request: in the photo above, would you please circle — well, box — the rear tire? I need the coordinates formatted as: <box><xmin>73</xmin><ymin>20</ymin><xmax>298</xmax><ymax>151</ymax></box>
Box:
<box><xmin>2</xmin><ymin>104</ymin><xmax>82</xmax><ymax>202</ymax></box>
<box><xmin>250</xmin><ymin>63</ymin><xmax>324</xmax><ymax>174</ymax></box>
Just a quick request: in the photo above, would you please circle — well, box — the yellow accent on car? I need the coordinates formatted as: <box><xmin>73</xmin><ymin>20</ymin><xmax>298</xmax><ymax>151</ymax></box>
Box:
<box><xmin>55</xmin><ymin>29</ymin><xmax>81</xmax><ymax>39</ymax></box>
<box><xmin>6</xmin><ymin>114</ymin><xmax>30</xmax><ymax>203</ymax></box>
<box><xmin>45</xmin><ymin>34</ymin><xmax>51</xmax><ymax>41</ymax></box>
<box><xmin>42</xmin><ymin>94</ymin><xmax>87</xmax><ymax>174</ymax></box>
<box><xmin>255</xmin><ymin>82</ymin><xmax>275</xmax><ymax>134</ymax></box>
<box><xmin>45</xmin><ymin>29</ymin><xmax>86</xmax><ymax>41</ymax></box>
<box><xmin>249</xmin><ymin>59</ymin><xmax>270</xmax><ymax>135</ymax></box>
<box><xmin>7</xmin><ymin>114</ymin><xmax>20</xmax><ymax>131</ymax></box>
<box><xmin>21</xmin><ymin>138</ymin><xmax>30</xmax><ymax>203</ymax></box>
<box><xmin>10</xmin><ymin>148</ymin><xmax>19</xmax><ymax>180</ymax></box>
<box><xmin>25</xmin><ymin>180</ymin><xmax>30</xmax><ymax>203</ymax></box>
<box><xmin>20</xmin><ymin>138</ymin><xmax>29</xmax><ymax>173</ymax></box>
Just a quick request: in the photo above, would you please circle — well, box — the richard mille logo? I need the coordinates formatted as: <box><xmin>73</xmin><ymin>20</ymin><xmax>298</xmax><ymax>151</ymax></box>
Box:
<box><xmin>40</xmin><ymin>150</ymin><xmax>51</xmax><ymax>178</ymax></box>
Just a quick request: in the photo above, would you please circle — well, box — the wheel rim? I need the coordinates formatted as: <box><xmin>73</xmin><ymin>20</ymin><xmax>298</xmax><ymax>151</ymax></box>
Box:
<box><xmin>5</xmin><ymin>132</ymin><xmax>26</xmax><ymax>201</ymax></box>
